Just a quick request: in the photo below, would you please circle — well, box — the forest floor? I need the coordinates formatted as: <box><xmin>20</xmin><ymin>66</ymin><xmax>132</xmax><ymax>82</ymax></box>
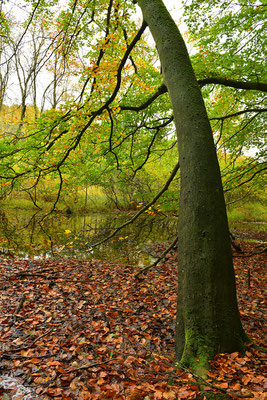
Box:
<box><xmin>0</xmin><ymin>229</ymin><xmax>266</xmax><ymax>399</ymax></box>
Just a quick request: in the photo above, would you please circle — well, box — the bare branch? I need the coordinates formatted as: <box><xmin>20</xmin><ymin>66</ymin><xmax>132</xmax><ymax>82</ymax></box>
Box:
<box><xmin>224</xmin><ymin>166</ymin><xmax>267</xmax><ymax>192</ymax></box>
<box><xmin>1</xmin><ymin>0</ymin><xmax>42</xmax><ymax>66</ymax></box>
<box><xmin>210</xmin><ymin>108</ymin><xmax>267</xmax><ymax>121</ymax></box>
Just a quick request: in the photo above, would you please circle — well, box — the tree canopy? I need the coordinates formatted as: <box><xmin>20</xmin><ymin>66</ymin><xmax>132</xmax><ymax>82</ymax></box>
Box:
<box><xmin>0</xmin><ymin>0</ymin><xmax>265</xmax><ymax>209</ymax></box>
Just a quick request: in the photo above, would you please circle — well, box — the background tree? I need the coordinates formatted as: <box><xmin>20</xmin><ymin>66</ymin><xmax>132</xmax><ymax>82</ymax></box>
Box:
<box><xmin>0</xmin><ymin>6</ymin><xmax>12</xmax><ymax>111</ymax></box>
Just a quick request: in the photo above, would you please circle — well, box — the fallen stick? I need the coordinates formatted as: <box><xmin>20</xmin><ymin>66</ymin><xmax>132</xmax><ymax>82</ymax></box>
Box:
<box><xmin>1</xmin><ymin>329</ymin><xmax>53</xmax><ymax>355</ymax></box>
<box><xmin>13</xmin><ymin>294</ymin><xmax>26</xmax><ymax>316</ymax></box>
<box><xmin>65</xmin><ymin>357</ymin><xmax>117</xmax><ymax>372</ymax></box>
<box><xmin>233</xmin><ymin>247</ymin><xmax>266</xmax><ymax>258</ymax></box>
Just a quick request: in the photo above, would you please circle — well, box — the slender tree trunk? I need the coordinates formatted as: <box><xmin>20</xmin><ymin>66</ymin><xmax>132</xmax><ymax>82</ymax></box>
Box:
<box><xmin>32</xmin><ymin>74</ymin><xmax>38</xmax><ymax>119</ymax></box>
<box><xmin>0</xmin><ymin>75</ymin><xmax>5</xmax><ymax>112</ymax></box>
<box><xmin>137</xmin><ymin>0</ymin><xmax>248</xmax><ymax>367</ymax></box>
<box><xmin>52</xmin><ymin>56</ymin><xmax>59</xmax><ymax>109</ymax></box>
<box><xmin>19</xmin><ymin>97</ymin><xmax>27</xmax><ymax>132</ymax></box>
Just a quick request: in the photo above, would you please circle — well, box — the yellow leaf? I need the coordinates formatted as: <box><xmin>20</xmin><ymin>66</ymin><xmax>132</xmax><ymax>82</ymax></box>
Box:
<box><xmin>70</xmin><ymin>381</ymin><xmax>76</xmax><ymax>390</ymax></box>
<box><xmin>163</xmin><ymin>391</ymin><xmax>177</xmax><ymax>400</ymax></box>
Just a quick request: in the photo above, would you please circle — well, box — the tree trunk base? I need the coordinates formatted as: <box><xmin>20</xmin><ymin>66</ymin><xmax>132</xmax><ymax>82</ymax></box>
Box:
<box><xmin>176</xmin><ymin>330</ymin><xmax>249</xmax><ymax>371</ymax></box>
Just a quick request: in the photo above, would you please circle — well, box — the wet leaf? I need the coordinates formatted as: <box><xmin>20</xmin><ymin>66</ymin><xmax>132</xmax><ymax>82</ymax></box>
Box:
<box><xmin>0</xmin><ymin>236</ymin><xmax>265</xmax><ymax>399</ymax></box>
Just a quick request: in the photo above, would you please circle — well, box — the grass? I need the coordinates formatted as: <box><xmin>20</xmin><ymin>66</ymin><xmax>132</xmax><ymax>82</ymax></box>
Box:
<box><xmin>227</xmin><ymin>201</ymin><xmax>266</xmax><ymax>222</ymax></box>
<box><xmin>1</xmin><ymin>185</ymin><xmax>266</xmax><ymax>224</ymax></box>
<box><xmin>62</xmin><ymin>186</ymin><xmax>110</xmax><ymax>213</ymax></box>
<box><xmin>1</xmin><ymin>196</ymin><xmax>50</xmax><ymax>210</ymax></box>
<box><xmin>1</xmin><ymin>186</ymin><xmax>124</xmax><ymax>214</ymax></box>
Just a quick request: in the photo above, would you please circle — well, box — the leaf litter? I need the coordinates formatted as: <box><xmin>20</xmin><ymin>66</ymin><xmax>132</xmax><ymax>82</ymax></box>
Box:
<box><xmin>0</xmin><ymin>232</ymin><xmax>266</xmax><ymax>399</ymax></box>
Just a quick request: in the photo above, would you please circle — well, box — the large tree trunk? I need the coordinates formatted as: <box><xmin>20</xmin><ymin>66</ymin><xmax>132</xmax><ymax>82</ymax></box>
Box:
<box><xmin>137</xmin><ymin>0</ymin><xmax>248</xmax><ymax>367</ymax></box>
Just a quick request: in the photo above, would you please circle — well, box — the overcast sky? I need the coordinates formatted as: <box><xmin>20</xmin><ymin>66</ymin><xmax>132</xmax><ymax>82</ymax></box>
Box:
<box><xmin>164</xmin><ymin>0</ymin><xmax>181</xmax><ymax>15</ymax></box>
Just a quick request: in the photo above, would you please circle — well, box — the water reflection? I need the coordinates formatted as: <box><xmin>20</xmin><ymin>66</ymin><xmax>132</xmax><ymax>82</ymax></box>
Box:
<box><xmin>0</xmin><ymin>210</ymin><xmax>178</xmax><ymax>266</ymax></box>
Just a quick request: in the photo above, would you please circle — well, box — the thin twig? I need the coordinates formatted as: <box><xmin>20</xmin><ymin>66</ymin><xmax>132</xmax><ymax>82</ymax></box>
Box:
<box><xmin>0</xmin><ymin>352</ymin><xmax>55</xmax><ymax>360</ymax></box>
<box><xmin>233</xmin><ymin>247</ymin><xmax>266</xmax><ymax>258</ymax></box>
<box><xmin>65</xmin><ymin>357</ymin><xmax>117</xmax><ymax>372</ymax></box>
<box><xmin>13</xmin><ymin>294</ymin><xmax>26</xmax><ymax>318</ymax></box>
<box><xmin>2</xmin><ymin>329</ymin><xmax>53</xmax><ymax>354</ymax></box>
<box><xmin>15</xmin><ymin>273</ymin><xmax>93</xmax><ymax>283</ymax></box>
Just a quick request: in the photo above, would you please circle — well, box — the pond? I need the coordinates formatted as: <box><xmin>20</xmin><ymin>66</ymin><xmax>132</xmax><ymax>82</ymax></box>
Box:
<box><xmin>0</xmin><ymin>209</ymin><xmax>178</xmax><ymax>267</ymax></box>
<box><xmin>0</xmin><ymin>209</ymin><xmax>266</xmax><ymax>266</ymax></box>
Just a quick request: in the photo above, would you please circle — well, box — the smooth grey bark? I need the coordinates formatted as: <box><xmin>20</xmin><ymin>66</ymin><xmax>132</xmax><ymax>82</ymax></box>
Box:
<box><xmin>137</xmin><ymin>0</ymin><xmax>247</xmax><ymax>366</ymax></box>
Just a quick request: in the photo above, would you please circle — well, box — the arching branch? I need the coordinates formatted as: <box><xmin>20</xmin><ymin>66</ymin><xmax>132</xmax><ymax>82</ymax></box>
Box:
<box><xmin>224</xmin><ymin>166</ymin><xmax>267</xmax><ymax>193</ymax></box>
<box><xmin>120</xmin><ymin>83</ymin><xmax>167</xmax><ymax>111</ymax></box>
<box><xmin>28</xmin><ymin>21</ymin><xmax>148</xmax><ymax>174</ymax></box>
<box><xmin>210</xmin><ymin>108</ymin><xmax>267</xmax><ymax>121</ymax></box>
<box><xmin>55</xmin><ymin>21</ymin><xmax>148</xmax><ymax>169</ymax></box>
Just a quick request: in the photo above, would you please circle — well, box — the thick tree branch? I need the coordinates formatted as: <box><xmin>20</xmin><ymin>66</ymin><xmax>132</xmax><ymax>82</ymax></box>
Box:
<box><xmin>198</xmin><ymin>77</ymin><xmax>267</xmax><ymax>92</ymax></box>
<box><xmin>120</xmin><ymin>77</ymin><xmax>267</xmax><ymax>113</ymax></box>
<box><xmin>210</xmin><ymin>108</ymin><xmax>267</xmax><ymax>121</ymax></box>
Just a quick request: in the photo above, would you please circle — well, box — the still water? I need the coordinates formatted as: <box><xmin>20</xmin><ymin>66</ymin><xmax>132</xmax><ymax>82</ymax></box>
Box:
<box><xmin>0</xmin><ymin>209</ymin><xmax>178</xmax><ymax>267</ymax></box>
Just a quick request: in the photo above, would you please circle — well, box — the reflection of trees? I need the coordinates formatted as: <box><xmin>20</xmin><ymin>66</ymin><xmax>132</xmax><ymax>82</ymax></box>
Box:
<box><xmin>0</xmin><ymin>211</ymin><xmax>177</xmax><ymax>261</ymax></box>
<box><xmin>0</xmin><ymin>210</ymin><xmax>19</xmax><ymax>256</ymax></box>
<box><xmin>81</xmin><ymin>214</ymin><xmax>176</xmax><ymax>244</ymax></box>
<box><xmin>0</xmin><ymin>210</ymin><xmax>59</xmax><ymax>257</ymax></box>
